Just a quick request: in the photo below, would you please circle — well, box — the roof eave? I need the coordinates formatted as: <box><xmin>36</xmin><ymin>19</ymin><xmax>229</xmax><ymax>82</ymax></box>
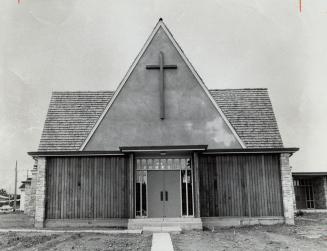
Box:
<box><xmin>202</xmin><ymin>147</ymin><xmax>299</xmax><ymax>155</ymax></box>
<box><xmin>28</xmin><ymin>147</ymin><xmax>299</xmax><ymax>157</ymax></box>
<box><xmin>28</xmin><ymin>151</ymin><xmax>125</xmax><ymax>157</ymax></box>
<box><xmin>292</xmin><ymin>172</ymin><xmax>327</xmax><ymax>176</ymax></box>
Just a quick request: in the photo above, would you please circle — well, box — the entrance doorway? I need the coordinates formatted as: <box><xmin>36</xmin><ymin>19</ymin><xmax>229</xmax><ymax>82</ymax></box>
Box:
<box><xmin>148</xmin><ymin>171</ymin><xmax>180</xmax><ymax>217</ymax></box>
<box><xmin>135</xmin><ymin>157</ymin><xmax>194</xmax><ymax>218</ymax></box>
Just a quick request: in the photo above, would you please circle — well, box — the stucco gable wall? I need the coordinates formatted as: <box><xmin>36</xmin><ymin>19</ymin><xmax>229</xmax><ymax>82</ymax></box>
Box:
<box><xmin>85</xmin><ymin>28</ymin><xmax>241</xmax><ymax>150</ymax></box>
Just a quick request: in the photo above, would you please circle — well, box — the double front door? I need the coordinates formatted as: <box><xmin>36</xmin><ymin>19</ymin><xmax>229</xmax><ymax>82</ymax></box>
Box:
<box><xmin>147</xmin><ymin>171</ymin><xmax>181</xmax><ymax>217</ymax></box>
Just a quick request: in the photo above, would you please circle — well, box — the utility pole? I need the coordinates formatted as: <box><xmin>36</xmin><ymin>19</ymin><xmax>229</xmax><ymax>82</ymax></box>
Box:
<box><xmin>14</xmin><ymin>161</ymin><xmax>17</xmax><ymax>211</ymax></box>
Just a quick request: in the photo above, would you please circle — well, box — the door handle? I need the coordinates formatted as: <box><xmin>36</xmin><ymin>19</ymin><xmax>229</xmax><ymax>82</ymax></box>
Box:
<box><xmin>165</xmin><ymin>191</ymin><xmax>168</xmax><ymax>201</ymax></box>
<box><xmin>160</xmin><ymin>191</ymin><xmax>163</xmax><ymax>201</ymax></box>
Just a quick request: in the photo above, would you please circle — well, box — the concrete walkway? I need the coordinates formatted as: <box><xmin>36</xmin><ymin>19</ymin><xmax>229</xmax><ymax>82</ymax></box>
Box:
<box><xmin>0</xmin><ymin>228</ymin><xmax>142</xmax><ymax>234</ymax></box>
<box><xmin>151</xmin><ymin>233</ymin><xmax>174</xmax><ymax>251</ymax></box>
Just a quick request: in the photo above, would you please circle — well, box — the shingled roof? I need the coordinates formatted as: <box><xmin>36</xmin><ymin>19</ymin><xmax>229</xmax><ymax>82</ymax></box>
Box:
<box><xmin>210</xmin><ymin>89</ymin><xmax>283</xmax><ymax>148</ymax></box>
<box><xmin>38</xmin><ymin>91</ymin><xmax>114</xmax><ymax>151</ymax></box>
<box><xmin>38</xmin><ymin>88</ymin><xmax>283</xmax><ymax>151</ymax></box>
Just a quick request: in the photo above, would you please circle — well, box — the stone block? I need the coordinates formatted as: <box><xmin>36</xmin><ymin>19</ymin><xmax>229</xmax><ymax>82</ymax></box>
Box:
<box><xmin>34</xmin><ymin>157</ymin><xmax>46</xmax><ymax>228</ymax></box>
<box><xmin>280</xmin><ymin>153</ymin><xmax>295</xmax><ymax>224</ymax></box>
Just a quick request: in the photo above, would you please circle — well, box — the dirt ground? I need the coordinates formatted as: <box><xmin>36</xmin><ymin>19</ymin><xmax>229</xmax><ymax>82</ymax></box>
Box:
<box><xmin>0</xmin><ymin>213</ymin><xmax>150</xmax><ymax>251</ymax></box>
<box><xmin>171</xmin><ymin>214</ymin><xmax>327</xmax><ymax>251</ymax></box>
<box><xmin>0</xmin><ymin>232</ymin><xmax>152</xmax><ymax>251</ymax></box>
<box><xmin>1</xmin><ymin>213</ymin><xmax>327</xmax><ymax>250</ymax></box>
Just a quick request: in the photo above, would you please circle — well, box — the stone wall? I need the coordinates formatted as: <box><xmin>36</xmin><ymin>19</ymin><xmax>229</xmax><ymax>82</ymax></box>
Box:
<box><xmin>280</xmin><ymin>153</ymin><xmax>295</xmax><ymax>224</ymax></box>
<box><xmin>19</xmin><ymin>188</ymin><xmax>25</xmax><ymax>211</ymax></box>
<box><xmin>23</xmin><ymin>182</ymin><xmax>32</xmax><ymax>216</ymax></box>
<box><xmin>28</xmin><ymin>169</ymin><xmax>37</xmax><ymax>217</ymax></box>
<box><xmin>22</xmin><ymin>160</ymin><xmax>38</xmax><ymax>217</ymax></box>
<box><xmin>35</xmin><ymin>157</ymin><xmax>46</xmax><ymax>228</ymax></box>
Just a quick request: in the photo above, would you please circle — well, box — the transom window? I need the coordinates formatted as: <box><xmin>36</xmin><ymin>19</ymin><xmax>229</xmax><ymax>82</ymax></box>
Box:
<box><xmin>136</xmin><ymin>158</ymin><xmax>191</xmax><ymax>170</ymax></box>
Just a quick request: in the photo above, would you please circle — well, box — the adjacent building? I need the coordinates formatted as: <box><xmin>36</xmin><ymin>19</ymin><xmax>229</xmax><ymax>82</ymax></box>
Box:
<box><xmin>293</xmin><ymin>172</ymin><xmax>327</xmax><ymax>210</ymax></box>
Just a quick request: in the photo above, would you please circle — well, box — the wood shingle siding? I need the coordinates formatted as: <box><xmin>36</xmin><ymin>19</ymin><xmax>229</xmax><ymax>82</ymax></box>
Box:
<box><xmin>46</xmin><ymin>156</ymin><xmax>129</xmax><ymax>219</ymax></box>
<box><xmin>199</xmin><ymin>154</ymin><xmax>283</xmax><ymax>217</ymax></box>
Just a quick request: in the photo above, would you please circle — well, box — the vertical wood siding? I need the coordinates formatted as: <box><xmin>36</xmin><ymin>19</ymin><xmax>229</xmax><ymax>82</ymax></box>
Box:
<box><xmin>46</xmin><ymin>156</ymin><xmax>129</xmax><ymax>219</ymax></box>
<box><xmin>199</xmin><ymin>154</ymin><xmax>283</xmax><ymax>217</ymax></box>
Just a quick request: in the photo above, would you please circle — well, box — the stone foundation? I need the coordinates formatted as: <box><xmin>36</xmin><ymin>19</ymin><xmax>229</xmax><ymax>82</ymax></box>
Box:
<box><xmin>128</xmin><ymin>218</ymin><xmax>203</xmax><ymax>230</ymax></box>
<box><xmin>46</xmin><ymin>218</ymin><xmax>129</xmax><ymax>228</ymax></box>
<box><xmin>202</xmin><ymin>217</ymin><xmax>285</xmax><ymax>229</ymax></box>
<box><xmin>44</xmin><ymin>216</ymin><xmax>286</xmax><ymax>230</ymax></box>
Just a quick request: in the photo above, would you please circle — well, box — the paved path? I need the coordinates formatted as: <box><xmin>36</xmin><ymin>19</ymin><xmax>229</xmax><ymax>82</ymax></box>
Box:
<box><xmin>151</xmin><ymin>233</ymin><xmax>174</xmax><ymax>251</ymax></box>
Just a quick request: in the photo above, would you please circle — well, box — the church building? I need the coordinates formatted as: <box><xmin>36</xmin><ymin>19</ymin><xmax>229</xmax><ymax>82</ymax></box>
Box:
<box><xmin>28</xmin><ymin>19</ymin><xmax>298</xmax><ymax>229</ymax></box>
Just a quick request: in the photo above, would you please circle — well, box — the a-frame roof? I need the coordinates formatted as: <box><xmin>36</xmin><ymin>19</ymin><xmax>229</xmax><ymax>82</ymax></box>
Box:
<box><xmin>37</xmin><ymin>20</ymin><xmax>284</xmax><ymax>151</ymax></box>
<box><xmin>78</xmin><ymin>19</ymin><xmax>246</xmax><ymax>150</ymax></box>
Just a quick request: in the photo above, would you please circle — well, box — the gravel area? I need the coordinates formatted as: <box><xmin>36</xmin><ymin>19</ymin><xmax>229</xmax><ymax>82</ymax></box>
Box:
<box><xmin>2</xmin><ymin>212</ymin><xmax>327</xmax><ymax>250</ymax></box>
<box><xmin>0</xmin><ymin>232</ymin><xmax>152</xmax><ymax>251</ymax></box>
<box><xmin>171</xmin><ymin>215</ymin><xmax>327</xmax><ymax>251</ymax></box>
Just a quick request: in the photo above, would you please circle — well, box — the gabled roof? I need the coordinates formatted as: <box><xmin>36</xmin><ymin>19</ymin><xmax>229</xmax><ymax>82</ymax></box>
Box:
<box><xmin>37</xmin><ymin>88</ymin><xmax>283</xmax><ymax>151</ymax></box>
<box><xmin>78</xmin><ymin>19</ymin><xmax>246</xmax><ymax>150</ymax></box>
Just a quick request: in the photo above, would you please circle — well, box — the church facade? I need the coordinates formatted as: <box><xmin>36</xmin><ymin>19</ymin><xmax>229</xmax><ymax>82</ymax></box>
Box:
<box><xmin>29</xmin><ymin>20</ymin><xmax>298</xmax><ymax>229</ymax></box>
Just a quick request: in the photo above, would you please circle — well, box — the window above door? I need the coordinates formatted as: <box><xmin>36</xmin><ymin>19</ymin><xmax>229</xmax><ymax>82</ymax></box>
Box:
<box><xmin>136</xmin><ymin>158</ymin><xmax>191</xmax><ymax>170</ymax></box>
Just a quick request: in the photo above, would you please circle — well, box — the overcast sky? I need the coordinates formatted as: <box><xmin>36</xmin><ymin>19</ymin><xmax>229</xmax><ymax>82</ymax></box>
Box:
<box><xmin>1</xmin><ymin>0</ymin><xmax>327</xmax><ymax>193</ymax></box>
